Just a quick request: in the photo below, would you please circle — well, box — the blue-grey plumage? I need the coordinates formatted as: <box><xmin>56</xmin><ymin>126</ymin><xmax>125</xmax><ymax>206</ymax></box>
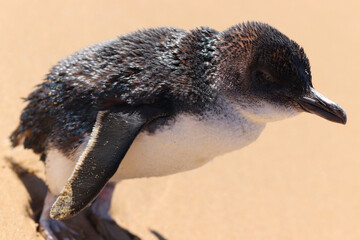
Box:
<box><xmin>10</xmin><ymin>22</ymin><xmax>346</xmax><ymax>238</ymax></box>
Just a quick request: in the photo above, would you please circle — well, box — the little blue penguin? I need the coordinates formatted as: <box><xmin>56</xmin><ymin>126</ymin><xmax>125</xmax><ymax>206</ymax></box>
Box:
<box><xmin>10</xmin><ymin>22</ymin><xmax>346</xmax><ymax>239</ymax></box>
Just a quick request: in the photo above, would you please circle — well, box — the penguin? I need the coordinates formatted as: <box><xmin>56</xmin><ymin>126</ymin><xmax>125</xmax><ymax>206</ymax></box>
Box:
<box><xmin>10</xmin><ymin>22</ymin><xmax>346</xmax><ymax>239</ymax></box>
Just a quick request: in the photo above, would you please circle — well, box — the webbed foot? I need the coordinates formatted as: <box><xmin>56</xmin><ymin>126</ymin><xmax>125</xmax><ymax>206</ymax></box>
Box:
<box><xmin>39</xmin><ymin>192</ymin><xmax>82</xmax><ymax>240</ymax></box>
<box><xmin>88</xmin><ymin>183</ymin><xmax>140</xmax><ymax>240</ymax></box>
<box><xmin>39</xmin><ymin>184</ymin><xmax>139</xmax><ymax>239</ymax></box>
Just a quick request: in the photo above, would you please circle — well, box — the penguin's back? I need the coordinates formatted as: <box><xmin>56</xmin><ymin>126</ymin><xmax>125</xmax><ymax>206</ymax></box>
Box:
<box><xmin>10</xmin><ymin>26</ymin><xmax>219</xmax><ymax>157</ymax></box>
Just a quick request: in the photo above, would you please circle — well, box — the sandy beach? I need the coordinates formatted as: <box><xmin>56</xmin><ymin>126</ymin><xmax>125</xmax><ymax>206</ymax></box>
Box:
<box><xmin>1</xmin><ymin>0</ymin><xmax>359</xmax><ymax>239</ymax></box>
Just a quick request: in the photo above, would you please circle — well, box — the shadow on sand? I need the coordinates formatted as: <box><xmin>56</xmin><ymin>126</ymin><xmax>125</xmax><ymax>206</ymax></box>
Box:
<box><xmin>6</xmin><ymin>157</ymin><xmax>168</xmax><ymax>240</ymax></box>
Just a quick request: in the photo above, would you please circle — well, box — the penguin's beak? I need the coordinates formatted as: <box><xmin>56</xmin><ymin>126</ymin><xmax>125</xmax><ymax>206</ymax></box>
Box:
<box><xmin>296</xmin><ymin>87</ymin><xmax>347</xmax><ymax>124</ymax></box>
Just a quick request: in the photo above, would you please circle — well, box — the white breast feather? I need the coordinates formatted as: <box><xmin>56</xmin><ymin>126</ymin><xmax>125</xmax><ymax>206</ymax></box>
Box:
<box><xmin>113</xmin><ymin>111</ymin><xmax>265</xmax><ymax>180</ymax></box>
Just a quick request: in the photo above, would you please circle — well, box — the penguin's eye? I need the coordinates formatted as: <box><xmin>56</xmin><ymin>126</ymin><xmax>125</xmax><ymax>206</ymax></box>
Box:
<box><xmin>255</xmin><ymin>70</ymin><xmax>277</xmax><ymax>84</ymax></box>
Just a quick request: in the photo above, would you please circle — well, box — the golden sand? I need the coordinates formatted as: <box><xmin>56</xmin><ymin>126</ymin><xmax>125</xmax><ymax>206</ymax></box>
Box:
<box><xmin>1</xmin><ymin>1</ymin><xmax>359</xmax><ymax>239</ymax></box>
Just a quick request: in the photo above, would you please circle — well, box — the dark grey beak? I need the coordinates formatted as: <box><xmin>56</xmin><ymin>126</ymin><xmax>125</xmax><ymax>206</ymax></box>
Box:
<box><xmin>297</xmin><ymin>87</ymin><xmax>347</xmax><ymax>124</ymax></box>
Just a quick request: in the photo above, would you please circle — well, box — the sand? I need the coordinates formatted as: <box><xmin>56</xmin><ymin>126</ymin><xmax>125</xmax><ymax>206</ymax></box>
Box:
<box><xmin>1</xmin><ymin>0</ymin><xmax>359</xmax><ymax>239</ymax></box>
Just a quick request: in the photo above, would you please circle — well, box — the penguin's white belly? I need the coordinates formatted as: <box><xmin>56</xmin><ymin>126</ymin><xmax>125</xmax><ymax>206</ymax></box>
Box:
<box><xmin>111</xmin><ymin>114</ymin><xmax>265</xmax><ymax>180</ymax></box>
<box><xmin>46</xmin><ymin>113</ymin><xmax>264</xmax><ymax>195</ymax></box>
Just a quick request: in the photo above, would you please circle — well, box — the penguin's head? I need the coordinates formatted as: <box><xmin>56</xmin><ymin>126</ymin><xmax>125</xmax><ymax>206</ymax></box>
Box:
<box><xmin>217</xmin><ymin>22</ymin><xmax>346</xmax><ymax>124</ymax></box>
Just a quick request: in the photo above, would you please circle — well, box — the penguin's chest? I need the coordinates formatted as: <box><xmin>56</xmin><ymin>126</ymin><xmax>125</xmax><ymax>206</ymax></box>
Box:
<box><xmin>112</xmin><ymin>114</ymin><xmax>265</xmax><ymax>180</ymax></box>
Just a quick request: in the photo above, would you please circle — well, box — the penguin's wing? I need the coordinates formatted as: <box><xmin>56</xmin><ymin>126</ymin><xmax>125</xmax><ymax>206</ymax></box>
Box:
<box><xmin>50</xmin><ymin>105</ymin><xmax>168</xmax><ymax>220</ymax></box>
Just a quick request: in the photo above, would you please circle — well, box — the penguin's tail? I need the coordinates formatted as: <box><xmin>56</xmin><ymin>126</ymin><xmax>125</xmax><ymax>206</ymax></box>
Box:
<box><xmin>9</xmin><ymin>125</ymin><xmax>25</xmax><ymax>147</ymax></box>
<box><xmin>10</xmin><ymin>86</ymin><xmax>54</xmax><ymax>161</ymax></box>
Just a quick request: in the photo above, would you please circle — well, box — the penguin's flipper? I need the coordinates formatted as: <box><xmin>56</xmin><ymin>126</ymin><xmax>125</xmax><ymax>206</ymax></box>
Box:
<box><xmin>50</xmin><ymin>106</ymin><xmax>167</xmax><ymax>220</ymax></box>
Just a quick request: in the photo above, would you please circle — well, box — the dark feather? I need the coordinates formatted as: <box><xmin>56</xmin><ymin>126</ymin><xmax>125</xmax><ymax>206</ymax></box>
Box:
<box><xmin>10</xmin><ymin>27</ymin><xmax>219</xmax><ymax>155</ymax></box>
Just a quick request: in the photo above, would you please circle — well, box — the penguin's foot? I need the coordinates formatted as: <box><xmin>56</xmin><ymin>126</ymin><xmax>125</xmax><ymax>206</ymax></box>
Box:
<box><xmin>39</xmin><ymin>184</ymin><xmax>139</xmax><ymax>239</ymax></box>
<box><xmin>39</xmin><ymin>217</ymin><xmax>80</xmax><ymax>240</ymax></box>
<box><xmin>89</xmin><ymin>214</ymin><xmax>140</xmax><ymax>240</ymax></box>
<box><xmin>39</xmin><ymin>191</ymin><xmax>80</xmax><ymax>240</ymax></box>
<box><xmin>88</xmin><ymin>182</ymin><xmax>140</xmax><ymax>240</ymax></box>
<box><xmin>90</xmin><ymin>182</ymin><xmax>115</xmax><ymax>221</ymax></box>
